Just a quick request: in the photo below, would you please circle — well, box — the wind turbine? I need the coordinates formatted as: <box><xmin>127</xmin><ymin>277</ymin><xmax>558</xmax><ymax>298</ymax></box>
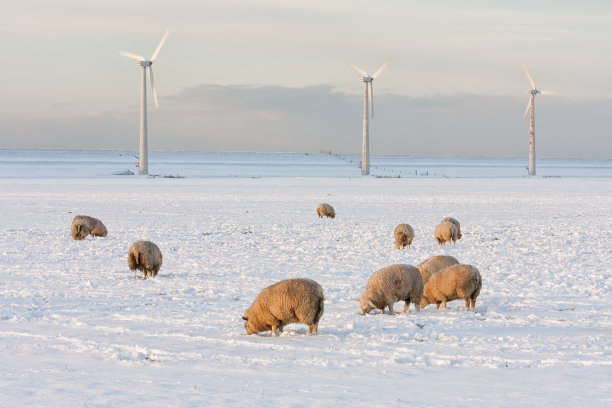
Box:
<box><xmin>521</xmin><ymin>63</ymin><xmax>558</xmax><ymax>176</ymax></box>
<box><xmin>120</xmin><ymin>29</ymin><xmax>169</xmax><ymax>175</ymax></box>
<box><xmin>347</xmin><ymin>58</ymin><xmax>391</xmax><ymax>175</ymax></box>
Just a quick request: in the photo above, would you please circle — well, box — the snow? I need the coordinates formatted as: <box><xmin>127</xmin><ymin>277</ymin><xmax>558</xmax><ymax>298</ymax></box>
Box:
<box><xmin>0</xmin><ymin>150</ymin><xmax>611</xmax><ymax>407</ymax></box>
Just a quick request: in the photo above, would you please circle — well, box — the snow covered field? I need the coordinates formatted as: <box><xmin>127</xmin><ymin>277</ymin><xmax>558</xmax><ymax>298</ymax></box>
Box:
<box><xmin>0</xmin><ymin>150</ymin><xmax>611</xmax><ymax>406</ymax></box>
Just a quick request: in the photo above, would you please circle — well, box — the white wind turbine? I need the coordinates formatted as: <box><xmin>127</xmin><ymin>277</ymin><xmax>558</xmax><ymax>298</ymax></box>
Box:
<box><xmin>347</xmin><ymin>58</ymin><xmax>391</xmax><ymax>175</ymax></box>
<box><xmin>120</xmin><ymin>30</ymin><xmax>169</xmax><ymax>175</ymax></box>
<box><xmin>521</xmin><ymin>63</ymin><xmax>558</xmax><ymax>176</ymax></box>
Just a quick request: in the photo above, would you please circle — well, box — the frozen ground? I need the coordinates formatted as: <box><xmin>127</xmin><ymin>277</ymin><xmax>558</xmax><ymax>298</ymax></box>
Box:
<box><xmin>0</xmin><ymin>151</ymin><xmax>611</xmax><ymax>407</ymax></box>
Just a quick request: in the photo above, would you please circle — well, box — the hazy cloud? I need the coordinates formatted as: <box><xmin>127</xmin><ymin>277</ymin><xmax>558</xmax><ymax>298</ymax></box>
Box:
<box><xmin>1</xmin><ymin>84</ymin><xmax>610</xmax><ymax>158</ymax></box>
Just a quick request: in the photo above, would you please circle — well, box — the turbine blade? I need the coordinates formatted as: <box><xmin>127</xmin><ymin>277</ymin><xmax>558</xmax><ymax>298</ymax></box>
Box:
<box><xmin>120</xmin><ymin>50</ymin><xmax>145</xmax><ymax>61</ymax></box>
<box><xmin>522</xmin><ymin>98</ymin><xmax>532</xmax><ymax>121</ymax></box>
<box><xmin>150</xmin><ymin>29</ymin><xmax>169</xmax><ymax>61</ymax></box>
<box><xmin>372</xmin><ymin>57</ymin><xmax>391</xmax><ymax>79</ymax></box>
<box><xmin>148</xmin><ymin>67</ymin><xmax>159</xmax><ymax>108</ymax></box>
<box><xmin>346</xmin><ymin>61</ymin><xmax>368</xmax><ymax>77</ymax></box>
<box><xmin>540</xmin><ymin>90</ymin><xmax>560</xmax><ymax>95</ymax></box>
<box><xmin>521</xmin><ymin>63</ymin><xmax>536</xmax><ymax>89</ymax></box>
<box><xmin>369</xmin><ymin>82</ymin><xmax>374</xmax><ymax>118</ymax></box>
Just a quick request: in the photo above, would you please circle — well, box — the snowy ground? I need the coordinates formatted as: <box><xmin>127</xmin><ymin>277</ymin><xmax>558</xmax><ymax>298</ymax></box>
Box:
<box><xmin>0</xmin><ymin>153</ymin><xmax>611</xmax><ymax>406</ymax></box>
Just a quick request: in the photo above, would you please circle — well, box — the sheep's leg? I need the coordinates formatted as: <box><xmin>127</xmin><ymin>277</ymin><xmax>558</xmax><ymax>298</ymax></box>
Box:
<box><xmin>435</xmin><ymin>302</ymin><xmax>441</xmax><ymax>310</ymax></box>
<box><xmin>312</xmin><ymin>323</ymin><xmax>318</xmax><ymax>334</ymax></box>
<box><xmin>271</xmin><ymin>326</ymin><xmax>279</xmax><ymax>336</ymax></box>
<box><xmin>464</xmin><ymin>298</ymin><xmax>470</xmax><ymax>311</ymax></box>
<box><xmin>387</xmin><ymin>304</ymin><xmax>394</xmax><ymax>315</ymax></box>
<box><xmin>307</xmin><ymin>325</ymin><xmax>312</xmax><ymax>335</ymax></box>
<box><xmin>403</xmin><ymin>300</ymin><xmax>409</xmax><ymax>313</ymax></box>
<box><xmin>471</xmin><ymin>298</ymin><xmax>477</xmax><ymax>311</ymax></box>
<box><xmin>441</xmin><ymin>299</ymin><xmax>447</xmax><ymax>309</ymax></box>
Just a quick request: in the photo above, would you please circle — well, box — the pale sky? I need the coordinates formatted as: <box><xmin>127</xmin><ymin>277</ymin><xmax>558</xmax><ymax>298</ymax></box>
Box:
<box><xmin>1</xmin><ymin>0</ymin><xmax>611</xmax><ymax>157</ymax></box>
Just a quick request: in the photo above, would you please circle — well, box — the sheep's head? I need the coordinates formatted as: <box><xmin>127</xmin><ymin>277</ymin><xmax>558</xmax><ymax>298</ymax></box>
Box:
<box><xmin>242</xmin><ymin>311</ymin><xmax>263</xmax><ymax>335</ymax></box>
<box><xmin>354</xmin><ymin>290</ymin><xmax>378</xmax><ymax>315</ymax></box>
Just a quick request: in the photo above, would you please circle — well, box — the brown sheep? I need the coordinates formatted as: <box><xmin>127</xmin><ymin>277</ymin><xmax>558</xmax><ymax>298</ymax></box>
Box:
<box><xmin>420</xmin><ymin>264</ymin><xmax>482</xmax><ymax>311</ymax></box>
<box><xmin>354</xmin><ymin>264</ymin><xmax>423</xmax><ymax>315</ymax></box>
<box><xmin>243</xmin><ymin>278</ymin><xmax>324</xmax><ymax>336</ymax></box>
<box><xmin>416</xmin><ymin>255</ymin><xmax>460</xmax><ymax>284</ymax></box>
<box><xmin>434</xmin><ymin>221</ymin><xmax>460</xmax><ymax>245</ymax></box>
<box><xmin>127</xmin><ymin>241</ymin><xmax>163</xmax><ymax>279</ymax></box>
<box><xmin>316</xmin><ymin>203</ymin><xmax>335</xmax><ymax>219</ymax></box>
<box><xmin>393</xmin><ymin>223</ymin><xmax>414</xmax><ymax>249</ymax></box>
<box><xmin>71</xmin><ymin>215</ymin><xmax>107</xmax><ymax>240</ymax></box>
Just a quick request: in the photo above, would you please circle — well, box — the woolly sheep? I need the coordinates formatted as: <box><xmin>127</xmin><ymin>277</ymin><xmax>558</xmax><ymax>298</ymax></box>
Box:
<box><xmin>242</xmin><ymin>278</ymin><xmax>324</xmax><ymax>336</ymax></box>
<box><xmin>127</xmin><ymin>240</ymin><xmax>163</xmax><ymax>279</ymax></box>
<box><xmin>442</xmin><ymin>216</ymin><xmax>462</xmax><ymax>240</ymax></box>
<box><xmin>316</xmin><ymin>203</ymin><xmax>335</xmax><ymax>219</ymax></box>
<box><xmin>393</xmin><ymin>223</ymin><xmax>414</xmax><ymax>249</ymax></box>
<box><xmin>416</xmin><ymin>255</ymin><xmax>460</xmax><ymax>284</ymax></box>
<box><xmin>354</xmin><ymin>264</ymin><xmax>423</xmax><ymax>315</ymax></box>
<box><xmin>420</xmin><ymin>264</ymin><xmax>482</xmax><ymax>311</ymax></box>
<box><xmin>71</xmin><ymin>215</ymin><xmax>107</xmax><ymax>240</ymax></box>
<box><xmin>434</xmin><ymin>221</ymin><xmax>460</xmax><ymax>245</ymax></box>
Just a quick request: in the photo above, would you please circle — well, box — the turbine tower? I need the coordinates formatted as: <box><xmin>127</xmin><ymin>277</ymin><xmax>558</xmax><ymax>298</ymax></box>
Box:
<box><xmin>120</xmin><ymin>30</ymin><xmax>169</xmax><ymax>175</ymax></box>
<box><xmin>347</xmin><ymin>58</ymin><xmax>390</xmax><ymax>175</ymax></box>
<box><xmin>521</xmin><ymin>63</ymin><xmax>557</xmax><ymax>176</ymax></box>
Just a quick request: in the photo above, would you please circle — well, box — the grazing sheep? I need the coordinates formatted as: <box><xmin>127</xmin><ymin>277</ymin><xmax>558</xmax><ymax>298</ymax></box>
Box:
<box><xmin>127</xmin><ymin>241</ymin><xmax>163</xmax><ymax>279</ymax></box>
<box><xmin>434</xmin><ymin>221</ymin><xmax>460</xmax><ymax>245</ymax></box>
<box><xmin>420</xmin><ymin>264</ymin><xmax>482</xmax><ymax>311</ymax></box>
<box><xmin>71</xmin><ymin>215</ymin><xmax>107</xmax><ymax>240</ymax></box>
<box><xmin>416</xmin><ymin>255</ymin><xmax>460</xmax><ymax>284</ymax></box>
<box><xmin>71</xmin><ymin>218</ymin><xmax>90</xmax><ymax>240</ymax></box>
<box><xmin>354</xmin><ymin>264</ymin><xmax>423</xmax><ymax>315</ymax></box>
<box><xmin>316</xmin><ymin>203</ymin><xmax>335</xmax><ymax>219</ymax></box>
<box><xmin>393</xmin><ymin>223</ymin><xmax>414</xmax><ymax>249</ymax></box>
<box><xmin>442</xmin><ymin>216</ymin><xmax>462</xmax><ymax>240</ymax></box>
<box><xmin>242</xmin><ymin>278</ymin><xmax>324</xmax><ymax>336</ymax></box>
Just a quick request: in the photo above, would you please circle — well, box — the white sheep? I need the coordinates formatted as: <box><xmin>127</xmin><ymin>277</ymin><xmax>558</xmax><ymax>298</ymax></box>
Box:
<box><xmin>316</xmin><ymin>203</ymin><xmax>335</xmax><ymax>219</ymax></box>
<box><xmin>243</xmin><ymin>278</ymin><xmax>324</xmax><ymax>336</ymax></box>
<box><xmin>127</xmin><ymin>241</ymin><xmax>163</xmax><ymax>279</ymax></box>
<box><xmin>442</xmin><ymin>216</ymin><xmax>462</xmax><ymax>240</ymax></box>
<box><xmin>416</xmin><ymin>255</ymin><xmax>460</xmax><ymax>284</ymax></box>
<box><xmin>354</xmin><ymin>264</ymin><xmax>423</xmax><ymax>315</ymax></box>
<box><xmin>420</xmin><ymin>264</ymin><xmax>482</xmax><ymax>311</ymax></box>
<box><xmin>71</xmin><ymin>215</ymin><xmax>107</xmax><ymax>240</ymax></box>
<box><xmin>393</xmin><ymin>223</ymin><xmax>414</xmax><ymax>249</ymax></box>
<box><xmin>434</xmin><ymin>221</ymin><xmax>460</xmax><ymax>245</ymax></box>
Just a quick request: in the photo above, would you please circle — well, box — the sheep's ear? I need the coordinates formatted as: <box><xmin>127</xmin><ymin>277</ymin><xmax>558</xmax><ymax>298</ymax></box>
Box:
<box><xmin>242</xmin><ymin>316</ymin><xmax>248</xmax><ymax>321</ymax></box>
<box><xmin>353</xmin><ymin>298</ymin><xmax>362</xmax><ymax>302</ymax></box>
<box><xmin>367</xmin><ymin>300</ymin><xmax>377</xmax><ymax>309</ymax></box>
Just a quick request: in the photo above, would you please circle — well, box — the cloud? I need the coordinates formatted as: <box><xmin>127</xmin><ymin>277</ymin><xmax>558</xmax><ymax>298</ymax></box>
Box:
<box><xmin>1</xmin><ymin>84</ymin><xmax>610</xmax><ymax>158</ymax></box>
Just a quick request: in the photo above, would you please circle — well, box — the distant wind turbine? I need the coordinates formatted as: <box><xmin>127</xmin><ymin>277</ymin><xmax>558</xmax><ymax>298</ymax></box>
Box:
<box><xmin>521</xmin><ymin>63</ymin><xmax>558</xmax><ymax>176</ymax></box>
<box><xmin>120</xmin><ymin>30</ymin><xmax>169</xmax><ymax>175</ymax></box>
<box><xmin>347</xmin><ymin>58</ymin><xmax>391</xmax><ymax>175</ymax></box>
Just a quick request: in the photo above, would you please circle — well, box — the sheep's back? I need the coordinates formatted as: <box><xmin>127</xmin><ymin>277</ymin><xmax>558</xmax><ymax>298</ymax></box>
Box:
<box><xmin>417</xmin><ymin>255</ymin><xmax>460</xmax><ymax>283</ymax></box>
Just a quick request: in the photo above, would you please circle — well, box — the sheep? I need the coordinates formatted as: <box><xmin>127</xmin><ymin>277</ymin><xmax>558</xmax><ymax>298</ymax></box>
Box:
<box><xmin>416</xmin><ymin>255</ymin><xmax>460</xmax><ymax>284</ymax></box>
<box><xmin>316</xmin><ymin>203</ymin><xmax>335</xmax><ymax>219</ymax></box>
<box><xmin>434</xmin><ymin>221</ymin><xmax>460</xmax><ymax>245</ymax></box>
<box><xmin>71</xmin><ymin>215</ymin><xmax>107</xmax><ymax>240</ymax></box>
<box><xmin>127</xmin><ymin>241</ymin><xmax>163</xmax><ymax>279</ymax></box>
<box><xmin>242</xmin><ymin>278</ymin><xmax>324</xmax><ymax>336</ymax></box>
<box><xmin>420</xmin><ymin>264</ymin><xmax>482</xmax><ymax>311</ymax></box>
<box><xmin>393</xmin><ymin>223</ymin><xmax>414</xmax><ymax>249</ymax></box>
<box><xmin>442</xmin><ymin>216</ymin><xmax>462</xmax><ymax>240</ymax></box>
<box><xmin>354</xmin><ymin>264</ymin><xmax>423</xmax><ymax>315</ymax></box>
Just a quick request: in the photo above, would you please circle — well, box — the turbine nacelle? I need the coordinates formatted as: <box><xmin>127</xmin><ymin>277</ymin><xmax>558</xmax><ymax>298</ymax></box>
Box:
<box><xmin>528</xmin><ymin>89</ymin><xmax>540</xmax><ymax>95</ymax></box>
<box><xmin>361</xmin><ymin>77</ymin><xmax>373</xmax><ymax>82</ymax></box>
<box><xmin>139</xmin><ymin>61</ymin><xmax>153</xmax><ymax>67</ymax></box>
